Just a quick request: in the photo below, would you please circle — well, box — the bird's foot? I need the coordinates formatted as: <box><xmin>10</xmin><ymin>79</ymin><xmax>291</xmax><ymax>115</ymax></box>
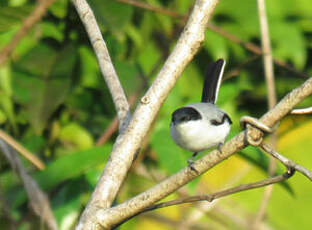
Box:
<box><xmin>217</xmin><ymin>143</ymin><xmax>224</xmax><ymax>154</ymax></box>
<box><xmin>187</xmin><ymin>153</ymin><xmax>199</xmax><ymax>173</ymax></box>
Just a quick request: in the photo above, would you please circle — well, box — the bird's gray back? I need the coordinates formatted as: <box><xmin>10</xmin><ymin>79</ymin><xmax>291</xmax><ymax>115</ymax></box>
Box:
<box><xmin>185</xmin><ymin>103</ymin><xmax>225</xmax><ymax>120</ymax></box>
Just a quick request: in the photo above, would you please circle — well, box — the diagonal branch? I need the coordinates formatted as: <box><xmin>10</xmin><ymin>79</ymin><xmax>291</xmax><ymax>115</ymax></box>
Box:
<box><xmin>95</xmin><ymin>77</ymin><xmax>312</xmax><ymax>228</ymax></box>
<box><xmin>261</xmin><ymin>143</ymin><xmax>312</xmax><ymax>181</ymax></box>
<box><xmin>114</xmin><ymin>169</ymin><xmax>294</xmax><ymax>228</ymax></box>
<box><xmin>0</xmin><ymin>129</ymin><xmax>45</xmax><ymax>170</ymax></box>
<box><xmin>71</xmin><ymin>0</ymin><xmax>130</xmax><ymax>132</ymax></box>
<box><xmin>0</xmin><ymin>140</ymin><xmax>58</xmax><ymax>230</ymax></box>
<box><xmin>75</xmin><ymin>0</ymin><xmax>220</xmax><ymax>229</ymax></box>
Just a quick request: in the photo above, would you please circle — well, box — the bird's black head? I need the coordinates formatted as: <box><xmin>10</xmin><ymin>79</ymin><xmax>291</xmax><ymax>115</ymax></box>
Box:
<box><xmin>171</xmin><ymin>107</ymin><xmax>202</xmax><ymax>125</ymax></box>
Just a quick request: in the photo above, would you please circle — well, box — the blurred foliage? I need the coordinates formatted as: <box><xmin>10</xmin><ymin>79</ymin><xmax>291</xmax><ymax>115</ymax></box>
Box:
<box><xmin>0</xmin><ymin>0</ymin><xmax>312</xmax><ymax>229</ymax></box>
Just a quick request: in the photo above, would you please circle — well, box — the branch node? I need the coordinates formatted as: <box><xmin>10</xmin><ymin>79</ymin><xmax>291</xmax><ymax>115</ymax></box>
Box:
<box><xmin>240</xmin><ymin>116</ymin><xmax>273</xmax><ymax>146</ymax></box>
<box><xmin>140</xmin><ymin>96</ymin><xmax>150</xmax><ymax>104</ymax></box>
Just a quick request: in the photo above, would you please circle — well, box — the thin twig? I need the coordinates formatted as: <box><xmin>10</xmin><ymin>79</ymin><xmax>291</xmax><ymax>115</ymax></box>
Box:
<box><xmin>0</xmin><ymin>140</ymin><xmax>58</xmax><ymax>230</ymax></box>
<box><xmin>96</xmin><ymin>94</ymin><xmax>137</xmax><ymax>146</ymax></box>
<box><xmin>114</xmin><ymin>169</ymin><xmax>294</xmax><ymax>228</ymax></box>
<box><xmin>291</xmin><ymin>107</ymin><xmax>312</xmax><ymax>114</ymax></box>
<box><xmin>95</xmin><ymin>77</ymin><xmax>312</xmax><ymax>228</ymax></box>
<box><xmin>71</xmin><ymin>0</ymin><xmax>130</xmax><ymax>132</ymax></box>
<box><xmin>0</xmin><ymin>130</ymin><xmax>45</xmax><ymax>170</ymax></box>
<box><xmin>261</xmin><ymin>143</ymin><xmax>312</xmax><ymax>181</ymax></box>
<box><xmin>254</xmin><ymin>0</ymin><xmax>277</xmax><ymax>227</ymax></box>
<box><xmin>96</xmin><ymin>57</ymin><xmax>162</xmax><ymax>146</ymax></box>
<box><xmin>0</xmin><ymin>0</ymin><xmax>57</xmax><ymax>66</ymax></box>
<box><xmin>257</xmin><ymin>0</ymin><xmax>276</xmax><ymax>109</ymax></box>
<box><xmin>115</xmin><ymin>0</ymin><xmax>184</xmax><ymax>19</ymax></box>
<box><xmin>223</xmin><ymin>55</ymin><xmax>260</xmax><ymax>81</ymax></box>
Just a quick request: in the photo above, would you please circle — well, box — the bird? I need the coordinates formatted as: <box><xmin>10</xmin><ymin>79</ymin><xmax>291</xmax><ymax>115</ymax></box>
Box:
<box><xmin>170</xmin><ymin>59</ymin><xmax>232</xmax><ymax>170</ymax></box>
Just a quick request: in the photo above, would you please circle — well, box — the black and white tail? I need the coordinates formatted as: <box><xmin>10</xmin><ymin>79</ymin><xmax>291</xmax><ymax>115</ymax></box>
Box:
<box><xmin>201</xmin><ymin>59</ymin><xmax>226</xmax><ymax>104</ymax></box>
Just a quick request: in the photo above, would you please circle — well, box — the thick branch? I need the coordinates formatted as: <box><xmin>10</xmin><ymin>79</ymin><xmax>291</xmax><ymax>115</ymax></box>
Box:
<box><xmin>71</xmin><ymin>0</ymin><xmax>130</xmax><ymax>131</ymax></box>
<box><xmin>75</xmin><ymin>0</ymin><xmax>219</xmax><ymax>229</ymax></box>
<box><xmin>95</xmin><ymin>77</ymin><xmax>312</xmax><ymax>228</ymax></box>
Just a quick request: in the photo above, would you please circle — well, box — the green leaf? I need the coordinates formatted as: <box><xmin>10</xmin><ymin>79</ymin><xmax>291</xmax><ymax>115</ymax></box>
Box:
<box><xmin>89</xmin><ymin>0</ymin><xmax>133</xmax><ymax>34</ymax></box>
<box><xmin>49</xmin><ymin>0</ymin><xmax>68</xmax><ymax>19</ymax></box>
<box><xmin>115</xmin><ymin>61</ymin><xmax>141</xmax><ymax>96</ymax></box>
<box><xmin>12</xmin><ymin>44</ymin><xmax>77</xmax><ymax>134</ymax></box>
<box><xmin>204</xmin><ymin>30</ymin><xmax>229</xmax><ymax>60</ymax></box>
<box><xmin>238</xmin><ymin>147</ymin><xmax>294</xmax><ymax>195</ymax></box>
<box><xmin>59</xmin><ymin>123</ymin><xmax>94</xmax><ymax>150</ymax></box>
<box><xmin>0</xmin><ymin>109</ymin><xmax>6</xmax><ymax>124</ymax></box>
<box><xmin>52</xmin><ymin>180</ymin><xmax>81</xmax><ymax>229</ymax></box>
<box><xmin>270</xmin><ymin>21</ymin><xmax>306</xmax><ymax>69</ymax></box>
<box><xmin>78</xmin><ymin>46</ymin><xmax>101</xmax><ymax>89</ymax></box>
<box><xmin>0</xmin><ymin>62</ymin><xmax>16</xmax><ymax>131</ymax></box>
<box><xmin>0</xmin><ymin>92</ymin><xmax>16</xmax><ymax>131</ymax></box>
<box><xmin>137</xmin><ymin>41</ymin><xmax>161</xmax><ymax>75</ymax></box>
<box><xmin>39</xmin><ymin>22</ymin><xmax>64</xmax><ymax>41</ymax></box>
<box><xmin>9</xmin><ymin>145</ymin><xmax>112</xmax><ymax>208</ymax></box>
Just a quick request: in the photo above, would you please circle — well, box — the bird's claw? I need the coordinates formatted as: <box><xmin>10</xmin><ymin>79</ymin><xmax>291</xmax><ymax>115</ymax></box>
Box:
<box><xmin>187</xmin><ymin>159</ymin><xmax>198</xmax><ymax>173</ymax></box>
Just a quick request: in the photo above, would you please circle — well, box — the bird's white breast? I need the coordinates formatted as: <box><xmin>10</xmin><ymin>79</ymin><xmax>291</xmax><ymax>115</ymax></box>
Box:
<box><xmin>170</xmin><ymin>119</ymin><xmax>230</xmax><ymax>152</ymax></box>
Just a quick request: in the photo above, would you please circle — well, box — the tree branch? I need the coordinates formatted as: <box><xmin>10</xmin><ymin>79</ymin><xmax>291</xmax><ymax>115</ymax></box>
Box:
<box><xmin>0</xmin><ymin>140</ymin><xmax>57</xmax><ymax>230</ymax></box>
<box><xmin>114</xmin><ymin>169</ymin><xmax>294</xmax><ymax>228</ymax></box>
<box><xmin>291</xmin><ymin>107</ymin><xmax>312</xmax><ymax>114</ymax></box>
<box><xmin>253</xmin><ymin>0</ymin><xmax>277</xmax><ymax>226</ymax></box>
<box><xmin>71</xmin><ymin>0</ymin><xmax>130</xmax><ymax>132</ymax></box>
<box><xmin>0</xmin><ymin>129</ymin><xmax>45</xmax><ymax>170</ymax></box>
<box><xmin>75</xmin><ymin>0</ymin><xmax>220</xmax><ymax>229</ymax></box>
<box><xmin>94</xmin><ymin>77</ymin><xmax>312</xmax><ymax>228</ymax></box>
<box><xmin>0</xmin><ymin>0</ymin><xmax>57</xmax><ymax>66</ymax></box>
<box><xmin>261</xmin><ymin>143</ymin><xmax>312</xmax><ymax>181</ymax></box>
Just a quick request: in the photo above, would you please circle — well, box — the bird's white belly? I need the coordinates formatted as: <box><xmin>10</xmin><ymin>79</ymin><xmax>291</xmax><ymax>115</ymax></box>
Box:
<box><xmin>170</xmin><ymin>120</ymin><xmax>230</xmax><ymax>152</ymax></box>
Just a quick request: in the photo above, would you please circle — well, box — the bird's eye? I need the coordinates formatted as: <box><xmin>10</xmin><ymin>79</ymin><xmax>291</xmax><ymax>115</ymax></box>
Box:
<box><xmin>210</xmin><ymin>119</ymin><xmax>221</xmax><ymax>125</ymax></box>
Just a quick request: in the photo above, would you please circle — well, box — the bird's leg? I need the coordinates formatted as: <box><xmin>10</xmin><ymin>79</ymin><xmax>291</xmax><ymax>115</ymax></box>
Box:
<box><xmin>188</xmin><ymin>152</ymin><xmax>198</xmax><ymax>172</ymax></box>
<box><xmin>217</xmin><ymin>143</ymin><xmax>224</xmax><ymax>154</ymax></box>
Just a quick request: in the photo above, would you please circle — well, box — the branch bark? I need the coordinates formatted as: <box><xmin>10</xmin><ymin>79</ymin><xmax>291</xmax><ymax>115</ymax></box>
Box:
<box><xmin>71</xmin><ymin>0</ymin><xmax>130</xmax><ymax>132</ymax></box>
<box><xmin>94</xmin><ymin>77</ymin><xmax>312</xmax><ymax>228</ymax></box>
<box><xmin>75</xmin><ymin>0</ymin><xmax>220</xmax><ymax>229</ymax></box>
<box><xmin>253</xmin><ymin>0</ymin><xmax>277</xmax><ymax>227</ymax></box>
<box><xmin>0</xmin><ymin>140</ymin><xmax>58</xmax><ymax>230</ymax></box>
<box><xmin>261</xmin><ymin>143</ymin><xmax>312</xmax><ymax>181</ymax></box>
<box><xmin>0</xmin><ymin>130</ymin><xmax>45</xmax><ymax>170</ymax></box>
<box><xmin>115</xmin><ymin>169</ymin><xmax>294</xmax><ymax>228</ymax></box>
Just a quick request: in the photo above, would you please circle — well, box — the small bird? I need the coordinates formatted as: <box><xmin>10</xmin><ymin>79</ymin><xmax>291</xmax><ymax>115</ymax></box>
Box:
<box><xmin>170</xmin><ymin>59</ymin><xmax>232</xmax><ymax>169</ymax></box>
